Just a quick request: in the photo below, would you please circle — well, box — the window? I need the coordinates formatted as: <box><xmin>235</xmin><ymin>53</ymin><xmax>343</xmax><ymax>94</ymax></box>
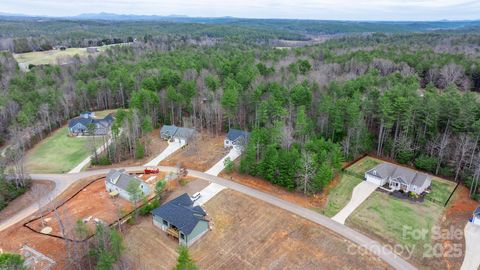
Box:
<box><xmin>163</xmin><ymin>220</ymin><xmax>168</xmax><ymax>226</ymax></box>
<box><xmin>180</xmin><ymin>233</ymin><xmax>185</xmax><ymax>240</ymax></box>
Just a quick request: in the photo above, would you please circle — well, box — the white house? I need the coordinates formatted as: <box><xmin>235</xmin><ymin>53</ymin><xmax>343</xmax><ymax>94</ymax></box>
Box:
<box><xmin>365</xmin><ymin>163</ymin><xmax>431</xmax><ymax>195</ymax></box>
<box><xmin>473</xmin><ymin>207</ymin><xmax>480</xmax><ymax>226</ymax></box>
<box><xmin>105</xmin><ymin>169</ymin><xmax>151</xmax><ymax>201</ymax></box>
<box><xmin>224</xmin><ymin>129</ymin><xmax>250</xmax><ymax>150</ymax></box>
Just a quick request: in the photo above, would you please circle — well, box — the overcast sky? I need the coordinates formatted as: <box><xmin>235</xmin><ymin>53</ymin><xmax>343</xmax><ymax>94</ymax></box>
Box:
<box><xmin>2</xmin><ymin>0</ymin><xmax>480</xmax><ymax>21</ymax></box>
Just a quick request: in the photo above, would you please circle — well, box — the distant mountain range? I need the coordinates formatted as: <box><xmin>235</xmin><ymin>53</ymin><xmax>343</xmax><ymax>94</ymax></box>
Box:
<box><xmin>0</xmin><ymin>12</ymin><xmax>478</xmax><ymax>23</ymax></box>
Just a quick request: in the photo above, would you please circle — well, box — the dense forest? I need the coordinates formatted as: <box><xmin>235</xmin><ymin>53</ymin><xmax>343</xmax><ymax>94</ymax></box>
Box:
<box><xmin>0</xmin><ymin>18</ymin><xmax>479</xmax><ymax>200</ymax></box>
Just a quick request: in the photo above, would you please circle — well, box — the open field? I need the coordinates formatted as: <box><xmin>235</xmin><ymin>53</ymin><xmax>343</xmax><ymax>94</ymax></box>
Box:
<box><xmin>121</xmin><ymin>189</ymin><xmax>391</xmax><ymax>270</ymax></box>
<box><xmin>160</xmin><ymin>133</ymin><xmax>228</xmax><ymax>171</ymax></box>
<box><xmin>24</xmin><ymin>127</ymin><xmax>99</xmax><ymax>173</ymax></box>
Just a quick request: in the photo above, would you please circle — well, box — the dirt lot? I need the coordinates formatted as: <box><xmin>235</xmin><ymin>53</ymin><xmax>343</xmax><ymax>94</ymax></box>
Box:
<box><xmin>0</xmin><ymin>180</ymin><xmax>55</xmax><ymax>221</ymax></box>
<box><xmin>89</xmin><ymin>129</ymin><xmax>168</xmax><ymax>170</ymax></box>
<box><xmin>27</xmin><ymin>179</ymin><xmax>134</xmax><ymax>240</ymax></box>
<box><xmin>160</xmin><ymin>133</ymin><xmax>228</xmax><ymax>171</ymax></box>
<box><xmin>121</xmin><ymin>189</ymin><xmax>391</xmax><ymax>270</ymax></box>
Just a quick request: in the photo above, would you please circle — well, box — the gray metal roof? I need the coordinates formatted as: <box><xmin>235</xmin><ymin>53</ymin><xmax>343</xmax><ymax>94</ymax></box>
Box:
<box><xmin>152</xmin><ymin>193</ymin><xmax>207</xmax><ymax>235</ymax></box>
<box><xmin>106</xmin><ymin>169</ymin><xmax>144</xmax><ymax>191</ymax></box>
<box><xmin>366</xmin><ymin>163</ymin><xmax>430</xmax><ymax>187</ymax></box>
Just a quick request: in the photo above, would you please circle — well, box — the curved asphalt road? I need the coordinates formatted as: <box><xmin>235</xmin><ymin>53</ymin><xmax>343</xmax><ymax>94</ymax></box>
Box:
<box><xmin>0</xmin><ymin>166</ymin><xmax>416</xmax><ymax>270</ymax></box>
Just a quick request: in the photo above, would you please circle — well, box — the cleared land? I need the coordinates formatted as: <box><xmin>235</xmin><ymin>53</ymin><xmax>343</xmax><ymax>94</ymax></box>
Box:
<box><xmin>121</xmin><ymin>189</ymin><xmax>391</xmax><ymax>270</ymax></box>
<box><xmin>24</xmin><ymin>127</ymin><xmax>98</xmax><ymax>173</ymax></box>
<box><xmin>27</xmin><ymin>178</ymin><xmax>134</xmax><ymax>240</ymax></box>
<box><xmin>160</xmin><ymin>133</ymin><xmax>228</xmax><ymax>171</ymax></box>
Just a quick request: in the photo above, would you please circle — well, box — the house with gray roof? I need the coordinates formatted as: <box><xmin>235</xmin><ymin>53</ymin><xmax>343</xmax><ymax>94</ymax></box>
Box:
<box><xmin>473</xmin><ymin>206</ymin><xmax>480</xmax><ymax>226</ymax></box>
<box><xmin>105</xmin><ymin>169</ymin><xmax>151</xmax><ymax>201</ymax></box>
<box><xmin>224</xmin><ymin>128</ymin><xmax>250</xmax><ymax>150</ymax></box>
<box><xmin>159</xmin><ymin>125</ymin><xmax>196</xmax><ymax>144</ymax></box>
<box><xmin>152</xmin><ymin>193</ymin><xmax>209</xmax><ymax>246</ymax></box>
<box><xmin>68</xmin><ymin>112</ymin><xmax>114</xmax><ymax>136</ymax></box>
<box><xmin>365</xmin><ymin>163</ymin><xmax>431</xmax><ymax>195</ymax></box>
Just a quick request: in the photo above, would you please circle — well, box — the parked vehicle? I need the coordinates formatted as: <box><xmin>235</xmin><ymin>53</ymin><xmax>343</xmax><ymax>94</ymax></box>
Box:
<box><xmin>144</xmin><ymin>167</ymin><xmax>160</xmax><ymax>174</ymax></box>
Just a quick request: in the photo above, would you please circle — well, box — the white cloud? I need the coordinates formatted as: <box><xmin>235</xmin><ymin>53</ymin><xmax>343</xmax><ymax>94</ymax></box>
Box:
<box><xmin>1</xmin><ymin>0</ymin><xmax>479</xmax><ymax>20</ymax></box>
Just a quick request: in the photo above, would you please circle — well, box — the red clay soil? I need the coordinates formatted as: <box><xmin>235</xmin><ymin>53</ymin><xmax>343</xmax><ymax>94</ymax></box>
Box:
<box><xmin>0</xmin><ymin>180</ymin><xmax>55</xmax><ymax>221</ymax></box>
<box><xmin>27</xmin><ymin>179</ymin><xmax>134</xmax><ymax>240</ymax></box>
<box><xmin>88</xmin><ymin>128</ymin><xmax>168</xmax><ymax>170</ymax></box>
<box><xmin>220</xmin><ymin>171</ymin><xmax>331</xmax><ymax>209</ymax></box>
<box><xmin>428</xmin><ymin>185</ymin><xmax>478</xmax><ymax>270</ymax></box>
<box><xmin>160</xmin><ymin>133</ymin><xmax>228</xmax><ymax>172</ymax></box>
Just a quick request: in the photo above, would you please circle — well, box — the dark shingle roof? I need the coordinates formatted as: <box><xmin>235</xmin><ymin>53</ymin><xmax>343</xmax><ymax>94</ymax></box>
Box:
<box><xmin>175</xmin><ymin>127</ymin><xmax>196</xmax><ymax>140</ymax></box>
<box><xmin>152</xmin><ymin>193</ymin><xmax>207</xmax><ymax>235</ymax></box>
<box><xmin>68</xmin><ymin>114</ymin><xmax>114</xmax><ymax>129</ymax></box>
<box><xmin>160</xmin><ymin>125</ymin><xmax>178</xmax><ymax>137</ymax></box>
<box><xmin>226</xmin><ymin>129</ymin><xmax>250</xmax><ymax>142</ymax></box>
<box><xmin>366</xmin><ymin>163</ymin><xmax>430</xmax><ymax>187</ymax></box>
<box><xmin>475</xmin><ymin>207</ymin><xmax>480</xmax><ymax>218</ymax></box>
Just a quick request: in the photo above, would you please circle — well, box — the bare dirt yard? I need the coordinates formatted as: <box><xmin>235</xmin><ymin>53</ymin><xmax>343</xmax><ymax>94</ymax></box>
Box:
<box><xmin>160</xmin><ymin>133</ymin><xmax>228</xmax><ymax>171</ymax></box>
<box><xmin>27</xmin><ymin>179</ymin><xmax>134</xmax><ymax>240</ymax></box>
<box><xmin>0</xmin><ymin>180</ymin><xmax>55</xmax><ymax>221</ymax></box>
<box><xmin>120</xmin><ymin>189</ymin><xmax>391</xmax><ymax>270</ymax></box>
<box><xmin>88</xmin><ymin>129</ymin><xmax>168</xmax><ymax>170</ymax></box>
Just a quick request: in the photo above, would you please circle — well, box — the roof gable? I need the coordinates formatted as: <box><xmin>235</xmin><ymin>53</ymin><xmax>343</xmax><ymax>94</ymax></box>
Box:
<box><xmin>106</xmin><ymin>169</ymin><xmax>143</xmax><ymax>191</ymax></box>
<box><xmin>226</xmin><ymin>129</ymin><xmax>250</xmax><ymax>142</ymax></box>
<box><xmin>367</xmin><ymin>163</ymin><xmax>430</xmax><ymax>187</ymax></box>
<box><xmin>152</xmin><ymin>193</ymin><xmax>207</xmax><ymax>235</ymax></box>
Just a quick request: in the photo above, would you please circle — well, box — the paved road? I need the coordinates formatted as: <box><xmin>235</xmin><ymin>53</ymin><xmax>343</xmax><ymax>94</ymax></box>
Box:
<box><xmin>460</xmin><ymin>222</ymin><xmax>480</xmax><ymax>270</ymax></box>
<box><xmin>332</xmin><ymin>181</ymin><xmax>378</xmax><ymax>224</ymax></box>
<box><xmin>1</xmin><ymin>166</ymin><xmax>416</xmax><ymax>270</ymax></box>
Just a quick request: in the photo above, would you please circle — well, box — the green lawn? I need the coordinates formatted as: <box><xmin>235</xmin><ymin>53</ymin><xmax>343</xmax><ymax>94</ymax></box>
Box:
<box><xmin>346</xmin><ymin>192</ymin><xmax>444</xmax><ymax>261</ymax></box>
<box><xmin>321</xmin><ymin>156</ymin><xmax>380</xmax><ymax>217</ymax></box>
<box><xmin>24</xmin><ymin>127</ymin><xmax>96</xmax><ymax>173</ymax></box>
<box><xmin>322</xmin><ymin>174</ymin><xmax>363</xmax><ymax>217</ymax></box>
<box><xmin>425</xmin><ymin>178</ymin><xmax>456</xmax><ymax>206</ymax></box>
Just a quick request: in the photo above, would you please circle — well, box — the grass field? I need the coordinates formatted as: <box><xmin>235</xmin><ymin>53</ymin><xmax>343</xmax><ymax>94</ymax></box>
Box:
<box><xmin>347</xmin><ymin>192</ymin><xmax>444</xmax><ymax>263</ymax></box>
<box><xmin>24</xmin><ymin>127</ymin><xmax>96</xmax><ymax>173</ymax></box>
<box><xmin>13</xmin><ymin>48</ymin><xmax>95</xmax><ymax>69</ymax></box>
<box><xmin>322</xmin><ymin>156</ymin><xmax>380</xmax><ymax>217</ymax></box>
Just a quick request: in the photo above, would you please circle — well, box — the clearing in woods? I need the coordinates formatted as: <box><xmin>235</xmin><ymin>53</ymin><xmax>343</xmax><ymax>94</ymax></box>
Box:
<box><xmin>160</xmin><ymin>133</ymin><xmax>228</xmax><ymax>171</ymax></box>
<box><xmin>121</xmin><ymin>189</ymin><xmax>391</xmax><ymax>270</ymax></box>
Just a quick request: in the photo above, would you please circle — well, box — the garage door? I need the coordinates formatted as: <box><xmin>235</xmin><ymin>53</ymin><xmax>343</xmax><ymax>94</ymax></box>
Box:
<box><xmin>365</xmin><ymin>175</ymin><xmax>383</xmax><ymax>186</ymax></box>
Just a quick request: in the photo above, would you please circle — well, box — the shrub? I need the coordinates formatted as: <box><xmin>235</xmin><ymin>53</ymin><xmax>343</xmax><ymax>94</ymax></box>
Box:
<box><xmin>415</xmin><ymin>155</ymin><xmax>438</xmax><ymax>173</ymax></box>
<box><xmin>224</xmin><ymin>157</ymin><xmax>234</xmax><ymax>174</ymax></box>
<box><xmin>135</xmin><ymin>140</ymin><xmax>145</xmax><ymax>159</ymax></box>
<box><xmin>0</xmin><ymin>253</ymin><xmax>26</xmax><ymax>270</ymax></box>
<box><xmin>179</xmin><ymin>178</ymin><xmax>188</xmax><ymax>186</ymax></box>
<box><xmin>92</xmin><ymin>155</ymin><xmax>112</xmax><ymax>166</ymax></box>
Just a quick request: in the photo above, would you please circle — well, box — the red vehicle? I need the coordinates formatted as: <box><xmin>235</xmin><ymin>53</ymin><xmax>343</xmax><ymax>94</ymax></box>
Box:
<box><xmin>144</xmin><ymin>167</ymin><xmax>159</xmax><ymax>174</ymax></box>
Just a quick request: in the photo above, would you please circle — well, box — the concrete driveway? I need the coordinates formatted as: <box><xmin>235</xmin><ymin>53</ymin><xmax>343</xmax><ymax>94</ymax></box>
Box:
<box><xmin>143</xmin><ymin>141</ymin><xmax>185</xmax><ymax>166</ymax></box>
<box><xmin>68</xmin><ymin>134</ymin><xmax>115</xmax><ymax>173</ymax></box>
<box><xmin>204</xmin><ymin>147</ymin><xmax>242</xmax><ymax>176</ymax></box>
<box><xmin>332</xmin><ymin>181</ymin><xmax>378</xmax><ymax>224</ymax></box>
<box><xmin>460</xmin><ymin>222</ymin><xmax>480</xmax><ymax>270</ymax></box>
